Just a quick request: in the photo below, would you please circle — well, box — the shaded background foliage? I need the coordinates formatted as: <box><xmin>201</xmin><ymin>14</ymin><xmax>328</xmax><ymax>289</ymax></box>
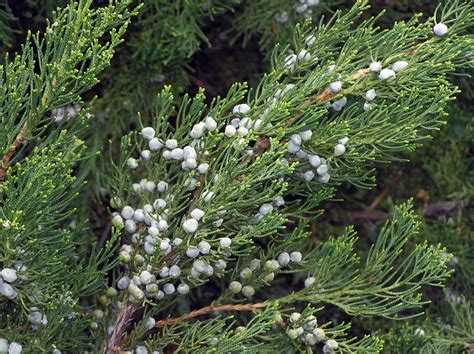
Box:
<box><xmin>0</xmin><ymin>0</ymin><xmax>472</xmax><ymax>352</ymax></box>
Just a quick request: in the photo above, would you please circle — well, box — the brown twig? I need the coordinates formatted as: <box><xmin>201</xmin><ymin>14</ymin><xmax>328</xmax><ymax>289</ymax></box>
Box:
<box><xmin>104</xmin><ymin>302</ymin><xmax>136</xmax><ymax>354</ymax></box>
<box><xmin>154</xmin><ymin>302</ymin><xmax>268</xmax><ymax>328</ymax></box>
<box><xmin>0</xmin><ymin>121</ymin><xmax>28</xmax><ymax>182</ymax></box>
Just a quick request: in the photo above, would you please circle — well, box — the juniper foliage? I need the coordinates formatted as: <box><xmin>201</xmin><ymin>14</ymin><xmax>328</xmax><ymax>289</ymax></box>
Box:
<box><xmin>0</xmin><ymin>0</ymin><xmax>472</xmax><ymax>353</ymax></box>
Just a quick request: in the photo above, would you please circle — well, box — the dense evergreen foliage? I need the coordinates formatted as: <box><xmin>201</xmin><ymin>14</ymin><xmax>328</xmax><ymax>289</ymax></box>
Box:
<box><xmin>0</xmin><ymin>0</ymin><xmax>472</xmax><ymax>353</ymax></box>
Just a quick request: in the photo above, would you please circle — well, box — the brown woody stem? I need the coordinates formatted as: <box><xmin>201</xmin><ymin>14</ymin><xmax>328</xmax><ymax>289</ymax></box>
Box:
<box><xmin>0</xmin><ymin>121</ymin><xmax>28</xmax><ymax>182</ymax></box>
<box><xmin>154</xmin><ymin>302</ymin><xmax>269</xmax><ymax>328</ymax></box>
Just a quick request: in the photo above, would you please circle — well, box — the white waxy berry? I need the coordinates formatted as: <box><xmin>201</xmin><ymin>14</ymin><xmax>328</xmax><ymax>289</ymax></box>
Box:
<box><xmin>127</xmin><ymin>158</ymin><xmax>138</xmax><ymax>169</ymax></box>
<box><xmin>379</xmin><ymin>68</ymin><xmax>396</xmax><ymax>80</ymax></box>
<box><xmin>338</xmin><ymin>137</ymin><xmax>349</xmax><ymax>145</ymax></box>
<box><xmin>169</xmin><ymin>238</ymin><xmax>182</xmax><ymax>247</ymax></box>
<box><xmin>162</xmin><ymin>150</ymin><xmax>172</xmax><ymax>160</ymax></box>
<box><xmin>290</xmin><ymin>134</ymin><xmax>302</xmax><ymax>146</ymax></box>
<box><xmin>328</xmin><ymin>81</ymin><xmax>342</xmax><ymax>93</ymax></box>
<box><xmin>300</xmin><ymin>130</ymin><xmax>313</xmax><ymax>141</ymax></box>
<box><xmin>233</xmin><ymin>104</ymin><xmax>251</xmax><ymax>115</ymax></box>
<box><xmin>305</xmin><ymin>34</ymin><xmax>316</xmax><ymax>47</ymax></box>
<box><xmin>433</xmin><ymin>22</ymin><xmax>448</xmax><ymax>36</ymax></box>
<box><xmin>160</xmin><ymin>240</ymin><xmax>170</xmax><ymax>251</ymax></box>
<box><xmin>304</xmin><ymin>171</ymin><xmax>315</xmax><ymax>181</ymax></box>
<box><xmin>213</xmin><ymin>218</ymin><xmax>223</xmax><ymax>227</ymax></box>
<box><xmin>305</xmin><ymin>333</ymin><xmax>317</xmax><ymax>345</ymax></box>
<box><xmin>249</xmin><ymin>259</ymin><xmax>261</xmax><ymax>271</ymax></box>
<box><xmin>141</xmin><ymin>150</ymin><xmax>151</xmax><ymax>160</ymax></box>
<box><xmin>183</xmin><ymin>218</ymin><xmax>198</xmax><ymax>233</ymax></box>
<box><xmin>259</xmin><ymin>203</ymin><xmax>274</xmax><ymax>215</ymax></box>
<box><xmin>190</xmin><ymin>208</ymin><xmax>205</xmax><ymax>221</ymax></box>
<box><xmin>193</xmin><ymin>260</ymin><xmax>206</xmax><ymax>273</ymax></box>
<box><xmin>202</xmin><ymin>191</ymin><xmax>215</xmax><ymax>203</ymax></box>
<box><xmin>369</xmin><ymin>61</ymin><xmax>382</xmax><ymax>72</ymax></box>
<box><xmin>296</xmin><ymin>4</ymin><xmax>308</xmax><ymax>13</ymax></box>
<box><xmin>157</xmin><ymin>181</ymin><xmax>168</xmax><ymax>192</ymax></box>
<box><xmin>205</xmin><ymin>116</ymin><xmax>217</xmax><ymax>131</ymax></box>
<box><xmin>112</xmin><ymin>215</ymin><xmax>124</xmax><ymax>227</ymax></box>
<box><xmin>0</xmin><ymin>283</ymin><xmax>17</xmax><ymax>299</ymax></box>
<box><xmin>149</xmin><ymin>138</ymin><xmax>163</xmax><ymax>151</ymax></box>
<box><xmin>365</xmin><ymin>89</ymin><xmax>376</xmax><ymax>101</ymax></box>
<box><xmin>290</xmin><ymin>312</ymin><xmax>301</xmax><ymax>322</ymax></box>
<box><xmin>287</xmin><ymin>329</ymin><xmax>298</xmax><ymax>340</ymax></box>
<box><xmin>177</xmin><ymin>283</ymin><xmax>190</xmax><ymax>295</ymax></box>
<box><xmin>139</xmin><ymin>271</ymin><xmax>154</xmax><ymax>285</ymax></box>
<box><xmin>171</xmin><ymin>148</ymin><xmax>183</xmax><ymax>160</ymax></box>
<box><xmin>308</xmin><ymin>155</ymin><xmax>321</xmax><ymax>168</ymax></box>
<box><xmin>117</xmin><ymin>276</ymin><xmax>129</xmax><ymax>290</ymax></box>
<box><xmin>305</xmin><ymin>276</ymin><xmax>316</xmax><ymax>287</ymax></box>
<box><xmin>332</xmin><ymin>96</ymin><xmax>347</xmax><ymax>111</ymax></box>
<box><xmin>290</xmin><ymin>251</ymin><xmax>302</xmax><ymax>263</ymax></box>
<box><xmin>125</xmin><ymin>220</ymin><xmax>137</xmax><ymax>233</ymax></box>
<box><xmin>253</xmin><ymin>119</ymin><xmax>263</xmax><ymax>130</ymax></box>
<box><xmin>7</xmin><ymin>342</ymin><xmax>22</xmax><ymax>354</ymax></box>
<box><xmin>158</xmin><ymin>220</ymin><xmax>168</xmax><ymax>231</ymax></box>
<box><xmin>326</xmin><ymin>339</ymin><xmax>338</xmax><ymax>350</ymax></box>
<box><xmin>198</xmin><ymin>163</ymin><xmax>209</xmax><ymax>174</ymax></box>
<box><xmin>220</xmin><ymin>237</ymin><xmax>232</xmax><ymax>248</ymax></box>
<box><xmin>145</xmin><ymin>181</ymin><xmax>156</xmax><ymax>192</ymax></box>
<box><xmin>198</xmin><ymin>240</ymin><xmax>211</xmax><ymax>254</ymax></box>
<box><xmin>316</xmin><ymin>164</ymin><xmax>328</xmax><ymax>175</ymax></box>
<box><xmin>264</xmin><ymin>272</ymin><xmax>275</xmax><ymax>282</ymax></box>
<box><xmin>225</xmin><ymin>125</ymin><xmax>236</xmax><ymax>137</ymax></box>
<box><xmin>165</xmin><ymin>139</ymin><xmax>178</xmax><ymax>149</ymax></box>
<box><xmin>274</xmin><ymin>196</ymin><xmax>285</xmax><ymax>206</ymax></box>
<box><xmin>231</xmin><ymin>118</ymin><xmax>241</xmax><ymax>127</ymax></box>
<box><xmin>307</xmin><ymin>0</ymin><xmax>319</xmax><ymax>5</ymax></box>
<box><xmin>240</xmin><ymin>268</ymin><xmax>252</xmax><ymax>280</ymax></box>
<box><xmin>318</xmin><ymin>173</ymin><xmax>330</xmax><ymax>183</ymax></box>
<box><xmin>148</xmin><ymin>227</ymin><xmax>159</xmax><ymax>237</ymax></box>
<box><xmin>239</xmin><ymin>117</ymin><xmax>253</xmax><ymax>128</ymax></box>
<box><xmin>284</xmin><ymin>54</ymin><xmax>297</xmax><ymax>69</ymax></box>
<box><xmin>326</xmin><ymin>64</ymin><xmax>336</xmax><ymax>74</ymax></box>
<box><xmin>392</xmin><ymin>60</ymin><xmax>408</xmax><ymax>72</ymax></box>
<box><xmin>153</xmin><ymin>198</ymin><xmax>166</xmax><ymax>210</ymax></box>
<box><xmin>159</xmin><ymin>267</ymin><xmax>170</xmax><ymax>278</ymax></box>
<box><xmin>237</xmin><ymin>127</ymin><xmax>248</xmax><ymax>137</ymax></box>
<box><xmin>229</xmin><ymin>281</ymin><xmax>242</xmax><ymax>293</ymax></box>
<box><xmin>264</xmin><ymin>260</ymin><xmax>275</xmax><ymax>272</ymax></box>
<box><xmin>144</xmin><ymin>242</ymin><xmax>154</xmax><ymax>254</ymax></box>
<box><xmin>1</xmin><ymin>268</ymin><xmax>17</xmax><ymax>283</ymax></box>
<box><xmin>155</xmin><ymin>290</ymin><xmax>165</xmax><ymax>300</ymax></box>
<box><xmin>183</xmin><ymin>146</ymin><xmax>197</xmax><ymax>160</ymax></box>
<box><xmin>277</xmin><ymin>252</ymin><xmax>290</xmax><ymax>266</ymax></box>
<box><xmin>242</xmin><ymin>285</ymin><xmax>255</xmax><ymax>298</ymax></box>
<box><xmin>182</xmin><ymin>158</ymin><xmax>197</xmax><ymax>170</ymax></box>
<box><xmin>287</xmin><ymin>140</ymin><xmax>301</xmax><ymax>153</ymax></box>
<box><xmin>298</xmin><ymin>49</ymin><xmax>311</xmax><ymax>61</ymax></box>
<box><xmin>204</xmin><ymin>265</ymin><xmax>214</xmax><ymax>277</ymax></box>
<box><xmin>363</xmin><ymin>102</ymin><xmax>372</xmax><ymax>111</ymax></box>
<box><xmin>0</xmin><ymin>338</ymin><xmax>8</xmax><ymax>353</ymax></box>
<box><xmin>214</xmin><ymin>259</ymin><xmax>227</xmax><ymax>270</ymax></box>
<box><xmin>169</xmin><ymin>265</ymin><xmax>181</xmax><ymax>278</ymax></box>
<box><xmin>163</xmin><ymin>283</ymin><xmax>175</xmax><ymax>295</ymax></box>
<box><xmin>334</xmin><ymin>144</ymin><xmax>346</xmax><ymax>156</ymax></box>
<box><xmin>141</xmin><ymin>127</ymin><xmax>155</xmax><ymax>140</ymax></box>
<box><xmin>145</xmin><ymin>317</ymin><xmax>156</xmax><ymax>330</ymax></box>
<box><xmin>313</xmin><ymin>327</ymin><xmax>325</xmax><ymax>339</ymax></box>
<box><xmin>186</xmin><ymin>246</ymin><xmax>200</xmax><ymax>258</ymax></box>
<box><xmin>190</xmin><ymin>122</ymin><xmax>206</xmax><ymax>139</ymax></box>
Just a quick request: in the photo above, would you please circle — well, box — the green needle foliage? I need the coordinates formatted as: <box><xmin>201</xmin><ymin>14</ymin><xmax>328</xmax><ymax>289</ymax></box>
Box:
<box><xmin>0</xmin><ymin>0</ymin><xmax>472</xmax><ymax>353</ymax></box>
